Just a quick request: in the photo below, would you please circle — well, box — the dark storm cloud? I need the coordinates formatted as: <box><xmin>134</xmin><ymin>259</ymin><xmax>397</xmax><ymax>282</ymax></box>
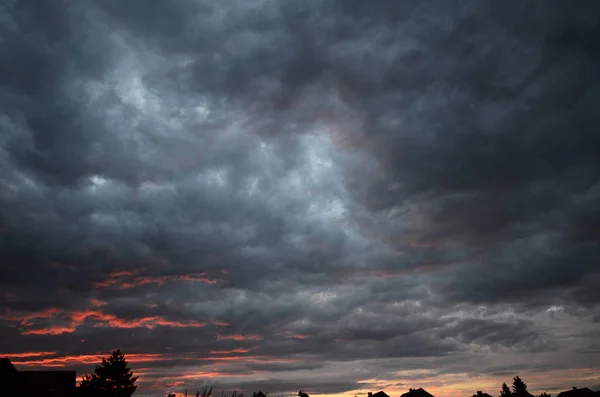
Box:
<box><xmin>343</xmin><ymin>1</ymin><xmax>600</xmax><ymax>306</ymax></box>
<box><xmin>437</xmin><ymin>318</ymin><xmax>552</xmax><ymax>352</ymax></box>
<box><xmin>243</xmin><ymin>361</ymin><xmax>325</xmax><ymax>373</ymax></box>
<box><xmin>218</xmin><ymin>378</ymin><xmax>366</xmax><ymax>395</ymax></box>
<box><xmin>1</xmin><ymin>0</ymin><xmax>600</xmax><ymax>396</ymax></box>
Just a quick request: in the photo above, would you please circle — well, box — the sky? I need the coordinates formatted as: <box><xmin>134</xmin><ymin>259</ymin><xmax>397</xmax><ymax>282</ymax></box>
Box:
<box><xmin>1</xmin><ymin>1</ymin><xmax>599</xmax><ymax>397</ymax></box>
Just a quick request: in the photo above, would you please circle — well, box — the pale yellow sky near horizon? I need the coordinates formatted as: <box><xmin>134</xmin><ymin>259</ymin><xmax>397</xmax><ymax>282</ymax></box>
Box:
<box><xmin>163</xmin><ymin>368</ymin><xmax>600</xmax><ymax>397</ymax></box>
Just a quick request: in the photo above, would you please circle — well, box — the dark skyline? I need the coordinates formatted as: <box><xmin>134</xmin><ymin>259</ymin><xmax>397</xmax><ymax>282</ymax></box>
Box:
<box><xmin>1</xmin><ymin>1</ymin><xmax>599</xmax><ymax>397</ymax></box>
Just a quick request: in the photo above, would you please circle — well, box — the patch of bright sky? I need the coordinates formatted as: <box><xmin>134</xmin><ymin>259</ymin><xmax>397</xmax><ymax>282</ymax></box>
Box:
<box><xmin>85</xmin><ymin>174</ymin><xmax>123</xmax><ymax>197</ymax></box>
<box><xmin>284</xmin><ymin>130</ymin><xmax>350</xmax><ymax>225</ymax></box>
<box><xmin>202</xmin><ymin>167</ymin><xmax>229</xmax><ymax>188</ymax></box>
<box><xmin>85</xmin><ymin>174</ymin><xmax>134</xmax><ymax>199</ymax></box>
<box><xmin>310</xmin><ymin>291</ymin><xmax>338</xmax><ymax>306</ymax></box>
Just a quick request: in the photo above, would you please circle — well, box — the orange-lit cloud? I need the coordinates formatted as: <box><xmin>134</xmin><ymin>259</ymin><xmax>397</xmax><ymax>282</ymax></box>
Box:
<box><xmin>11</xmin><ymin>353</ymin><xmax>166</xmax><ymax>367</ymax></box>
<box><xmin>90</xmin><ymin>298</ymin><xmax>107</xmax><ymax>307</ymax></box>
<box><xmin>177</xmin><ymin>371</ymin><xmax>246</xmax><ymax>379</ymax></box>
<box><xmin>201</xmin><ymin>356</ymin><xmax>299</xmax><ymax>364</ymax></box>
<box><xmin>283</xmin><ymin>330</ymin><xmax>311</xmax><ymax>340</ymax></box>
<box><xmin>10</xmin><ymin>352</ymin><xmax>299</xmax><ymax>370</ymax></box>
<box><xmin>289</xmin><ymin>333</ymin><xmax>311</xmax><ymax>340</ymax></box>
<box><xmin>109</xmin><ymin>270</ymin><xmax>138</xmax><ymax>277</ymax></box>
<box><xmin>22</xmin><ymin>326</ymin><xmax>76</xmax><ymax>335</ymax></box>
<box><xmin>0</xmin><ymin>351</ymin><xmax>56</xmax><ymax>358</ymax></box>
<box><xmin>7</xmin><ymin>306</ymin><xmax>219</xmax><ymax>335</ymax></box>
<box><xmin>5</xmin><ymin>307</ymin><xmax>63</xmax><ymax>326</ymax></box>
<box><xmin>68</xmin><ymin>309</ymin><xmax>208</xmax><ymax>330</ymax></box>
<box><xmin>158</xmin><ymin>381</ymin><xmax>185</xmax><ymax>389</ymax></box>
<box><xmin>209</xmin><ymin>348</ymin><xmax>254</xmax><ymax>354</ymax></box>
<box><xmin>94</xmin><ymin>272</ymin><xmax>220</xmax><ymax>289</ymax></box>
<box><xmin>216</xmin><ymin>333</ymin><xmax>262</xmax><ymax>341</ymax></box>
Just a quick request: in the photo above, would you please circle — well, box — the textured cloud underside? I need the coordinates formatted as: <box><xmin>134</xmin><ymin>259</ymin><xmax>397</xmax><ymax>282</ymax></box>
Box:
<box><xmin>1</xmin><ymin>1</ymin><xmax>599</xmax><ymax>397</ymax></box>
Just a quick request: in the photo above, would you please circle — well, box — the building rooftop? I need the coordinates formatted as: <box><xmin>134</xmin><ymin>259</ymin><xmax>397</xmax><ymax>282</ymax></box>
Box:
<box><xmin>368</xmin><ymin>391</ymin><xmax>390</xmax><ymax>397</ymax></box>
<box><xmin>0</xmin><ymin>357</ymin><xmax>76</xmax><ymax>397</ymax></box>
<box><xmin>557</xmin><ymin>387</ymin><xmax>599</xmax><ymax>397</ymax></box>
<box><xmin>400</xmin><ymin>388</ymin><xmax>435</xmax><ymax>397</ymax></box>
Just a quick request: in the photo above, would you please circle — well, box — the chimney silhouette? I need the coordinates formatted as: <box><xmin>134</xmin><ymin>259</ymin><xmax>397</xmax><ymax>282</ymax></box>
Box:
<box><xmin>369</xmin><ymin>393</ymin><xmax>372</xmax><ymax>397</ymax></box>
<box><xmin>478</xmin><ymin>392</ymin><xmax>483</xmax><ymax>396</ymax></box>
<box><xmin>573</xmin><ymin>388</ymin><xmax>577</xmax><ymax>391</ymax></box>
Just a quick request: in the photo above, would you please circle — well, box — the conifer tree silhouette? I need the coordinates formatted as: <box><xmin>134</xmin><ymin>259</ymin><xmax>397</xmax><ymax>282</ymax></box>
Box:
<box><xmin>501</xmin><ymin>382</ymin><xmax>512</xmax><ymax>397</ymax></box>
<box><xmin>512</xmin><ymin>376</ymin><xmax>528</xmax><ymax>397</ymax></box>
<box><xmin>79</xmin><ymin>349</ymin><xmax>138</xmax><ymax>397</ymax></box>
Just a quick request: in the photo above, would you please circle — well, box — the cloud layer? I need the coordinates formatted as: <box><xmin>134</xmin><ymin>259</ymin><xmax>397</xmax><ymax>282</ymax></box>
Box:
<box><xmin>1</xmin><ymin>1</ymin><xmax>599</xmax><ymax>397</ymax></box>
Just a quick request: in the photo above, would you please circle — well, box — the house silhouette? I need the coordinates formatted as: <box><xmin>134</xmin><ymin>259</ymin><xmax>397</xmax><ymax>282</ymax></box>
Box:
<box><xmin>368</xmin><ymin>391</ymin><xmax>390</xmax><ymax>397</ymax></box>
<box><xmin>0</xmin><ymin>357</ymin><xmax>76</xmax><ymax>397</ymax></box>
<box><xmin>0</xmin><ymin>358</ymin><xmax>17</xmax><ymax>373</ymax></box>
<box><xmin>401</xmin><ymin>388</ymin><xmax>435</xmax><ymax>397</ymax></box>
<box><xmin>472</xmin><ymin>391</ymin><xmax>493</xmax><ymax>397</ymax></box>
<box><xmin>557</xmin><ymin>387</ymin><xmax>600</xmax><ymax>397</ymax></box>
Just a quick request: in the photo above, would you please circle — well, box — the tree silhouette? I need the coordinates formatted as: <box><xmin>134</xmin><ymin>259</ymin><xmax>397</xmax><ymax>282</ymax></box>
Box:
<box><xmin>512</xmin><ymin>376</ymin><xmax>528</xmax><ymax>397</ymax></box>
<box><xmin>79</xmin><ymin>349</ymin><xmax>138</xmax><ymax>397</ymax></box>
<box><xmin>501</xmin><ymin>383</ymin><xmax>512</xmax><ymax>397</ymax></box>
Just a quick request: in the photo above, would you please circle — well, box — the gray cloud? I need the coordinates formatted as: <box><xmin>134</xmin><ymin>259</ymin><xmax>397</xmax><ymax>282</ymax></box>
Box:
<box><xmin>1</xmin><ymin>1</ymin><xmax>600</xmax><ymax>396</ymax></box>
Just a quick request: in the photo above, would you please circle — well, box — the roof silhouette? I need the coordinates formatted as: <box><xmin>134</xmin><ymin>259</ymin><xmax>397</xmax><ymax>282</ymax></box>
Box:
<box><xmin>0</xmin><ymin>358</ymin><xmax>75</xmax><ymax>397</ymax></box>
<box><xmin>368</xmin><ymin>391</ymin><xmax>390</xmax><ymax>397</ymax></box>
<box><xmin>400</xmin><ymin>388</ymin><xmax>435</xmax><ymax>397</ymax></box>
<box><xmin>0</xmin><ymin>357</ymin><xmax>17</xmax><ymax>373</ymax></box>
<box><xmin>557</xmin><ymin>387</ymin><xmax>600</xmax><ymax>397</ymax></box>
<box><xmin>473</xmin><ymin>391</ymin><xmax>493</xmax><ymax>397</ymax></box>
